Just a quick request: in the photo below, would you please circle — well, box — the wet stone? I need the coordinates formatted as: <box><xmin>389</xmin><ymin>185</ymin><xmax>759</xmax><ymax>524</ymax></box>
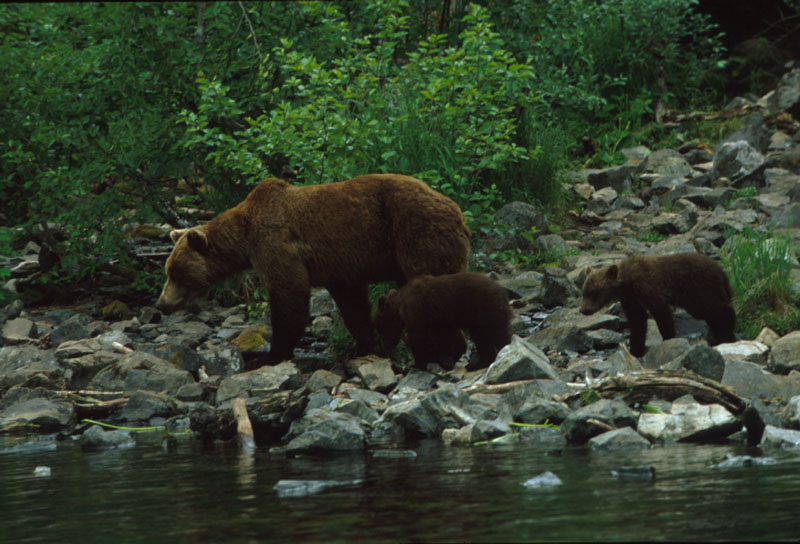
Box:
<box><xmin>589</xmin><ymin>427</ymin><xmax>651</xmax><ymax>452</ymax></box>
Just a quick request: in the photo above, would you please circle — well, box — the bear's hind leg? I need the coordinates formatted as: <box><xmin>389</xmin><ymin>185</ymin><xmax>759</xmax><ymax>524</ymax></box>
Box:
<box><xmin>707</xmin><ymin>304</ymin><xmax>737</xmax><ymax>345</ymax></box>
<box><xmin>649</xmin><ymin>303</ymin><xmax>676</xmax><ymax>341</ymax></box>
<box><xmin>328</xmin><ymin>283</ymin><xmax>374</xmax><ymax>356</ymax></box>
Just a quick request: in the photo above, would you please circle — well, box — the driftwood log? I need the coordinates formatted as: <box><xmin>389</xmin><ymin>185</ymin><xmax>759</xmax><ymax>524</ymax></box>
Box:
<box><xmin>554</xmin><ymin>370</ymin><xmax>747</xmax><ymax>415</ymax></box>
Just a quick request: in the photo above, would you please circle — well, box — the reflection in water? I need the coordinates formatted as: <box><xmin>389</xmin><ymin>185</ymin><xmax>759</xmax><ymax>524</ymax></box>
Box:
<box><xmin>2</xmin><ymin>437</ymin><xmax>799</xmax><ymax>543</ymax></box>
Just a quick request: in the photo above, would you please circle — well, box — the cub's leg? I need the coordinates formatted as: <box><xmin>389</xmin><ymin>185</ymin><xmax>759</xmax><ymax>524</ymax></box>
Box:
<box><xmin>621</xmin><ymin>297</ymin><xmax>650</xmax><ymax>357</ymax></box>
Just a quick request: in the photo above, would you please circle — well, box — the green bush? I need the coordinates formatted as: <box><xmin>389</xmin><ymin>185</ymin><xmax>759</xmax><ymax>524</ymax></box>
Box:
<box><xmin>721</xmin><ymin>226</ymin><xmax>800</xmax><ymax>338</ymax></box>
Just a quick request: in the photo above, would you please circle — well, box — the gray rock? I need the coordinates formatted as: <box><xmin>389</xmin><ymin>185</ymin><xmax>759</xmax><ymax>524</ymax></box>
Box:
<box><xmin>712</xmin><ymin>140</ymin><xmax>765</xmax><ymax>182</ymax></box>
<box><xmin>664</xmin><ymin>344</ymin><xmax>725</xmax><ymax>382</ymax></box>
<box><xmin>561</xmin><ymin>398</ymin><xmax>638</xmax><ymax>444</ymax></box>
<box><xmin>61</xmin><ymin>350</ymin><xmax>121</xmax><ymax>390</ymax></box>
<box><xmin>89</xmin><ymin>352</ymin><xmax>195</xmax><ymax>395</ymax></box>
<box><xmin>759</xmin><ymin>424</ymin><xmax>800</xmax><ymax>448</ymax></box>
<box><xmin>175</xmin><ymin>382</ymin><xmax>205</xmax><ymax>402</ymax></box>
<box><xmin>516</xmin><ymin>397</ymin><xmax>572</xmax><ymax>425</ymax></box>
<box><xmin>395</xmin><ymin>369</ymin><xmax>438</xmax><ymax>392</ymax></box>
<box><xmin>527</xmin><ymin>324</ymin><xmax>592</xmax><ymax>354</ymax></box>
<box><xmin>485</xmin><ymin>336</ymin><xmax>559</xmax><ymax>384</ymax></box>
<box><xmin>81</xmin><ymin>425</ymin><xmax>136</xmax><ymax>451</ymax></box>
<box><xmin>637</xmin><ymin>398</ymin><xmax>740</xmax><ymax>443</ymax></box>
<box><xmin>532</xmin><ymin>234</ymin><xmax>571</xmax><ymax>255</ymax></box>
<box><xmin>273</xmin><ymin>479</ymin><xmax>362</xmax><ymax>498</ymax></box>
<box><xmin>146</xmin><ymin>343</ymin><xmax>204</xmax><ymax>374</ymax></box>
<box><xmin>723</xmin><ymin>358</ymin><xmax>800</xmax><ymax>400</ymax></box>
<box><xmin>518</xmin><ymin>426</ymin><xmax>567</xmax><ymax>447</ymax></box>
<box><xmin>50</xmin><ymin>316</ymin><xmax>91</xmax><ymax>346</ymax></box>
<box><xmin>0</xmin><ymin>396</ymin><xmax>74</xmax><ymax>432</ymax></box>
<box><xmin>441</xmin><ymin>423</ymin><xmax>485</xmax><ymax>446</ymax></box>
<box><xmin>714</xmin><ymin>454</ymin><xmax>777</xmax><ymax>468</ymax></box>
<box><xmin>309</xmin><ymin>289</ymin><xmax>336</xmax><ymax>317</ymax></box>
<box><xmin>54</xmin><ymin>338</ymin><xmax>103</xmax><ymax>360</ymax></box>
<box><xmin>587</xmin><ymin>187</ymin><xmax>618</xmax><ymax>214</ymax></box>
<box><xmin>641</xmin><ymin>338</ymin><xmax>691</xmax><ymax>370</ymax></box>
<box><xmin>493</xmin><ymin>201</ymin><xmax>548</xmax><ymax>239</ymax></box>
<box><xmin>3</xmin><ymin>317</ymin><xmax>37</xmax><ymax>342</ymax></box>
<box><xmin>197</xmin><ymin>342</ymin><xmax>243</xmax><ymax>377</ymax></box>
<box><xmin>587</xmin><ymin>164</ymin><xmax>638</xmax><ymax>194</ymax></box>
<box><xmin>306</xmin><ymin>389</ymin><xmax>332</xmax><ymax>411</ymax></box>
<box><xmin>651</xmin><ymin>213</ymin><xmax>689</xmax><ymax>234</ymax></box>
<box><xmin>376</xmin><ymin>398</ymin><xmax>439</xmax><ymax>439</ymax></box>
<box><xmin>216</xmin><ymin>362</ymin><xmax>302</xmax><ymax>405</ymax></box>
<box><xmin>353</xmin><ymin>358</ymin><xmax>397</xmax><ymax>393</ymax></box>
<box><xmin>780</xmin><ymin>395</ymin><xmax>800</xmax><ymax>429</ymax></box>
<box><xmin>522</xmin><ymin>471</ymin><xmax>562</xmax><ymax>489</ymax></box>
<box><xmin>119</xmin><ymin>390</ymin><xmax>181</xmax><ymax>423</ymax></box>
<box><xmin>498</xmin><ymin>271</ymin><xmax>544</xmax><ymax>300</ymax></box>
<box><xmin>345</xmin><ymin>388</ymin><xmax>389</xmax><ymax>412</ymax></box>
<box><xmin>589</xmin><ymin>426</ymin><xmax>651</xmax><ymax>451</ymax></box>
<box><xmin>284</xmin><ymin>409</ymin><xmax>365</xmax><ymax>454</ymax></box>
<box><xmin>306</xmin><ymin>369</ymin><xmax>343</xmax><ymax>392</ymax></box>
<box><xmin>641</xmin><ymin>148</ymin><xmax>693</xmax><ymax>178</ymax></box>
<box><xmin>767</xmin><ymin>331</ymin><xmax>800</xmax><ymax>374</ymax></box>
<box><xmin>715</xmin><ymin>341</ymin><xmax>769</xmax><ymax>365</ymax></box>
<box><xmin>420</xmin><ymin>386</ymin><xmax>496</xmax><ymax>430</ymax></box>
<box><xmin>333</xmin><ymin>398</ymin><xmax>379</xmax><ymax>425</ymax></box>
<box><xmin>540</xmin><ymin>267</ymin><xmax>581</xmax><ymax>308</ymax></box>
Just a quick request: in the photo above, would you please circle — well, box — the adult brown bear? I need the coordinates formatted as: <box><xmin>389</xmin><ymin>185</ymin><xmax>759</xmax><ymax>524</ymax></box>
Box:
<box><xmin>374</xmin><ymin>272</ymin><xmax>513</xmax><ymax>370</ymax></box>
<box><xmin>580</xmin><ymin>253</ymin><xmax>736</xmax><ymax>357</ymax></box>
<box><xmin>156</xmin><ymin>174</ymin><xmax>470</xmax><ymax>365</ymax></box>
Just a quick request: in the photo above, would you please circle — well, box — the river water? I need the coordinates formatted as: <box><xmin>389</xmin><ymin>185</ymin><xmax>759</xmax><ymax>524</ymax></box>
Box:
<box><xmin>2</xmin><ymin>435</ymin><xmax>799</xmax><ymax>543</ymax></box>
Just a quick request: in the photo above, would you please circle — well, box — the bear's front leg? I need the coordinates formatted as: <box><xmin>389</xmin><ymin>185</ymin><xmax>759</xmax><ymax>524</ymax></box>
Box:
<box><xmin>621</xmin><ymin>297</ymin><xmax>649</xmax><ymax>358</ymax></box>
<box><xmin>328</xmin><ymin>283</ymin><xmax>374</xmax><ymax>356</ymax></box>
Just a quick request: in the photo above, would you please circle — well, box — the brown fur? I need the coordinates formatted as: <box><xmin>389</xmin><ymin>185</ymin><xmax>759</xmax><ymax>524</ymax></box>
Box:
<box><xmin>375</xmin><ymin>272</ymin><xmax>513</xmax><ymax>370</ymax></box>
<box><xmin>156</xmin><ymin>174</ymin><xmax>470</xmax><ymax>364</ymax></box>
<box><xmin>580</xmin><ymin>253</ymin><xmax>736</xmax><ymax>357</ymax></box>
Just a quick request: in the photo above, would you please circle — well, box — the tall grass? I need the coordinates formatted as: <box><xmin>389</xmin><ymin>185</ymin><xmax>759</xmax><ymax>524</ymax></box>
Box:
<box><xmin>721</xmin><ymin>226</ymin><xmax>800</xmax><ymax>338</ymax></box>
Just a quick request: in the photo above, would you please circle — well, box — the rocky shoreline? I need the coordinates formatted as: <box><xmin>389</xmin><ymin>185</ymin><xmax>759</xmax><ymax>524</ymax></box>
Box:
<box><xmin>2</xmin><ymin>69</ymin><xmax>800</xmax><ymax>461</ymax></box>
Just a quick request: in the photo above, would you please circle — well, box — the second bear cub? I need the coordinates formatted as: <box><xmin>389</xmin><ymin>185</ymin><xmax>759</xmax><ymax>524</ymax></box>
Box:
<box><xmin>580</xmin><ymin>253</ymin><xmax>736</xmax><ymax>357</ymax></box>
<box><xmin>375</xmin><ymin>272</ymin><xmax>513</xmax><ymax>370</ymax></box>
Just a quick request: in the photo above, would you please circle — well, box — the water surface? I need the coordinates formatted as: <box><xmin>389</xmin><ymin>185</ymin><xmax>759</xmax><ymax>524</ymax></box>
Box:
<box><xmin>3</xmin><ymin>436</ymin><xmax>799</xmax><ymax>543</ymax></box>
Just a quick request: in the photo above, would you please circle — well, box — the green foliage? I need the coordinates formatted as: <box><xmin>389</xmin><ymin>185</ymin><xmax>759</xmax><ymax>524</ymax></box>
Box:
<box><xmin>1</xmin><ymin>0</ymin><xmax>727</xmax><ymax>293</ymax></box>
<box><xmin>721</xmin><ymin>226</ymin><xmax>800</xmax><ymax>338</ymax></box>
<box><xmin>0</xmin><ymin>227</ymin><xmax>16</xmax><ymax>306</ymax></box>
<box><xmin>637</xmin><ymin>231</ymin><xmax>670</xmax><ymax>244</ymax></box>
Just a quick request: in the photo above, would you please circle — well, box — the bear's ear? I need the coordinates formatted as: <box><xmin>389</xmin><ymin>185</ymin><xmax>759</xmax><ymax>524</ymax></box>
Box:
<box><xmin>169</xmin><ymin>228</ymin><xmax>188</xmax><ymax>244</ymax></box>
<box><xmin>377</xmin><ymin>294</ymin><xmax>389</xmax><ymax>310</ymax></box>
<box><xmin>583</xmin><ymin>266</ymin><xmax>593</xmax><ymax>278</ymax></box>
<box><xmin>605</xmin><ymin>264</ymin><xmax>619</xmax><ymax>280</ymax></box>
<box><xmin>185</xmin><ymin>229</ymin><xmax>209</xmax><ymax>254</ymax></box>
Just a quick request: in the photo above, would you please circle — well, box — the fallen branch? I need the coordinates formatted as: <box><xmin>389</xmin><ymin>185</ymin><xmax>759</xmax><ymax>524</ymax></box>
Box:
<box><xmin>554</xmin><ymin>370</ymin><xmax>747</xmax><ymax>415</ymax></box>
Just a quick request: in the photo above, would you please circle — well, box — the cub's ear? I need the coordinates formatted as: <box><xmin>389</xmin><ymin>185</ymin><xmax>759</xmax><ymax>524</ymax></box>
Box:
<box><xmin>377</xmin><ymin>295</ymin><xmax>389</xmax><ymax>311</ymax></box>
<box><xmin>186</xmin><ymin>229</ymin><xmax>209</xmax><ymax>254</ymax></box>
<box><xmin>169</xmin><ymin>228</ymin><xmax>188</xmax><ymax>244</ymax></box>
<box><xmin>583</xmin><ymin>266</ymin><xmax>593</xmax><ymax>277</ymax></box>
<box><xmin>605</xmin><ymin>264</ymin><xmax>619</xmax><ymax>280</ymax></box>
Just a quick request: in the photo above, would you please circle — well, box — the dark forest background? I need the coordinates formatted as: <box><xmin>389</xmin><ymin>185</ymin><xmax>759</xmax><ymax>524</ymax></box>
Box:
<box><xmin>2</xmin><ymin>0</ymin><xmax>799</xmax><ymax>304</ymax></box>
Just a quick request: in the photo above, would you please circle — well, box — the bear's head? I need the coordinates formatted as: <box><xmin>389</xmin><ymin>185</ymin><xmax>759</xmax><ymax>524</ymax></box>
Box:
<box><xmin>156</xmin><ymin>227</ymin><xmax>215</xmax><ymax>313</ymax></box>
<box><xmin>579</xmin><ymin>264</ymin><xmax>622</xmax><ymax>315</ymax></box>
<box><xmin>374</xmin><ymin>290</ymin><xmax>404</xmax><ymax>351</ymax></box>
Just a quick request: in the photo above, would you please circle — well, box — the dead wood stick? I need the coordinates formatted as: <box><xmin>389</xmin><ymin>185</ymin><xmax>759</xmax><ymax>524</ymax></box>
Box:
<box><xmin>554</xmin><ymin>371</ymin><xmax>746</xmax><ymax>415</ymax></box>
<box><xmin>232</xmin><ymin>397</ymin><xmax>256</xmax><ymax>450</ymax></box>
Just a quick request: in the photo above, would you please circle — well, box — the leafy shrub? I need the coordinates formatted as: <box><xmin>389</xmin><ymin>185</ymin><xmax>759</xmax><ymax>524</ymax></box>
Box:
<box><xmin>721</xmin><ymin>226</ymin><xmax>800</xmax><ymax>338</ymax></box>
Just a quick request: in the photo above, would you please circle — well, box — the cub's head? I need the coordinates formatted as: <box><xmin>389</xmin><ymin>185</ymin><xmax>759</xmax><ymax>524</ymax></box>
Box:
<box><xmin>156</xmin><ymin>228</ymin><xmax>214</xmax><ymax>313</ymax></box>
<box><xmin>579</xmin><ymin>264</ymin><xmax>622</xmax><ymax>315</ymax></box>
<box><xmin>374</xmin><ymin>290</ymin><xmax>404</xmax><ymax>351</ymax></box>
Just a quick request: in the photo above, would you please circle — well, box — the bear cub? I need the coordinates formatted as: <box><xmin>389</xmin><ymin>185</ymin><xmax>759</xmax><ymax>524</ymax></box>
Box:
<box><xmin>375</xmin><ymin>272</ymin><xmax>513</xmax><ymax>370</ymax></box>
<box><xmin>580</xmin><ymin>253</ymin><xmax>736</xmax><ymax>357</ymax></box>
